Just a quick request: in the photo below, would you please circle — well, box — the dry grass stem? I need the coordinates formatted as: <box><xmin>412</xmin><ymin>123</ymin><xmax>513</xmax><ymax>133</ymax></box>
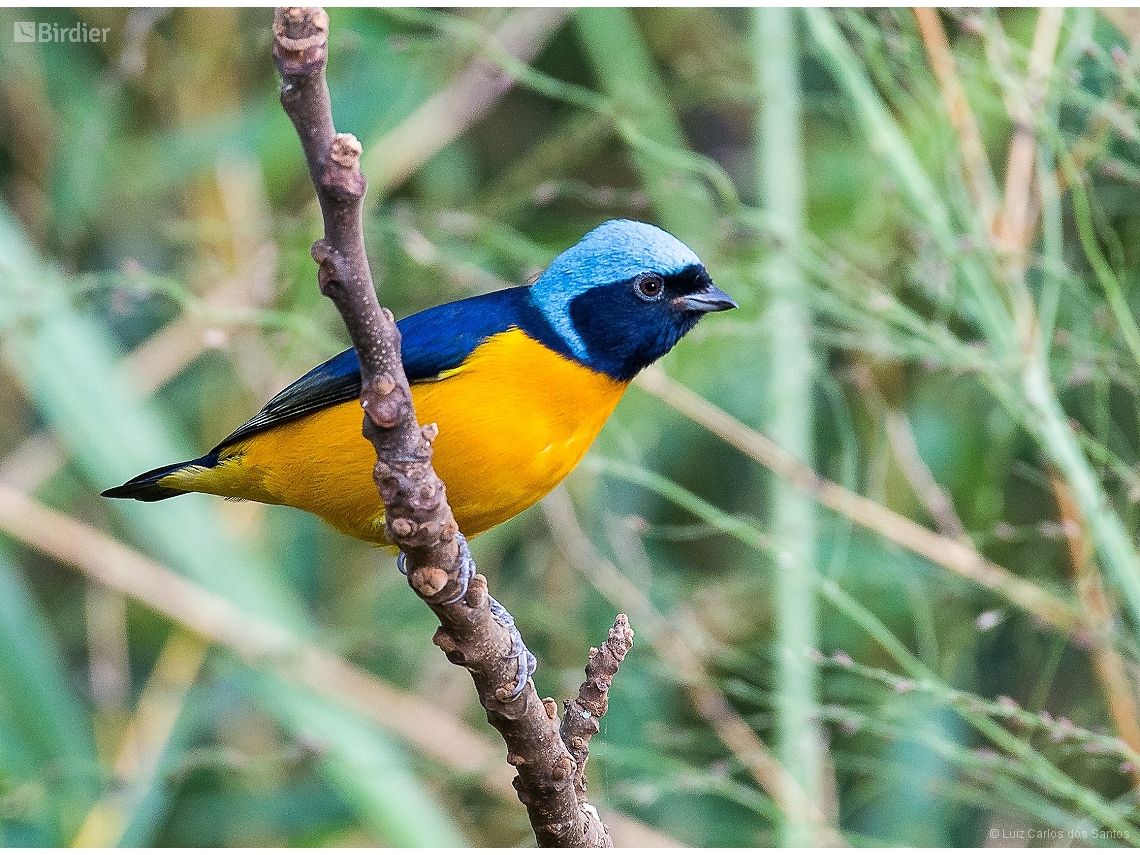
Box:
<box><xmin>363</xmin><ymin>9</ymin><xmax>569</xmax><ymax>200</ymax></box>
<box><xmin>541</xmin><ymin>488</ymin><xmax>846</xmax><ymax>848</ymax></box>
<box><xmin>912</xmin><ymin>8</ymin><xmax>1001</xmax><ymax>226</ymax></box>
<box><xmin>1050</xmin><ymin>475</ymin><xmax>1140</xmax><ymax>791</ymax></box>
<box><xmin>636</xmin><ymin>367</ymin><xmax>1085</xmax><ymax>636</ymax></box>
<box><xmin>71</xmin><ymin>630</ymin><xmax>208</xmax><ymax>847</ymax></box>
<box><xmin>994</xmin><ymin>9</ymin><xmax>1063</xmax><ymax>280</ymax></box>
<box><xmin>0</xmin><ymin>479</ymin><xmax>507</xmax><ymax>782</ymax></box>
<box><xmin>884</xmin><ymin>408</ymin><xmax>971</xmax><ymax>544</ymax></box>
<box><xmin>0</xmin><ymin>478</ymin><xmax>683</xmax><ymax>846</ymax></box>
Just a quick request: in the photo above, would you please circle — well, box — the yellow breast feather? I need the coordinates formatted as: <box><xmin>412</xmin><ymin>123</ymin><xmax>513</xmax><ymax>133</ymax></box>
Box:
<box><xmin>161</xmin><ymin>328</ymin><xmax>628</xmax><ymax>543</ymax></box>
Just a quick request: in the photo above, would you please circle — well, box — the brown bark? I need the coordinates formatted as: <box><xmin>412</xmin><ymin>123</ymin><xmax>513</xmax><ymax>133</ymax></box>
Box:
<box><xmin>272</xmin><ymin>8</ymin><xmax>626</xmax><ymax>845</ymax></box>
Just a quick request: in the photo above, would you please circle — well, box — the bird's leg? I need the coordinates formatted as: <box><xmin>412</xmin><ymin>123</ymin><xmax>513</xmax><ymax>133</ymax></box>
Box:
<box><xmin>434</xmin><ymin>533</ymin><xmax>536</xmax><ymax>699</ymax></box>
<box><xmin>488</xmin><ymin>594</ymin><xmax>538</xmax><ymax>699</ymax></box>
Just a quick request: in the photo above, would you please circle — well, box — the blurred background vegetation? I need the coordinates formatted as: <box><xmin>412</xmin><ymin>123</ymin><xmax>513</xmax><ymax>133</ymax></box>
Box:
<box><xmin>4</xmin><ymin>6</ymin><xmax>1140</xmax><ymax>847</ymax></box>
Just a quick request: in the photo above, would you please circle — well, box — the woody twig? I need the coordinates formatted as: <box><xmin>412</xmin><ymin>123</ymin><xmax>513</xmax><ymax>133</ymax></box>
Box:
<box><xmin>272</xmin><ymin>7</ymin><xmax>625</xmax><ymax>846</ymax></box>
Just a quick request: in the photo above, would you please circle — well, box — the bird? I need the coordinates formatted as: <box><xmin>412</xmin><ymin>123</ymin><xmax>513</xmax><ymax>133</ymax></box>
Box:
<box><xmin>103</xmin><ymin>219</ymin><xmax>737</xmax><ymax>545</ymax></box>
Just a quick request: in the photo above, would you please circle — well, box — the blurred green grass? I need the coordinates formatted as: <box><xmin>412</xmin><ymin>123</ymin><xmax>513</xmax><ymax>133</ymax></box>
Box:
<box><xmin>2</xmin><ymin>6</ymin><xmax>1140</xmax><ymax>846</ymax></box>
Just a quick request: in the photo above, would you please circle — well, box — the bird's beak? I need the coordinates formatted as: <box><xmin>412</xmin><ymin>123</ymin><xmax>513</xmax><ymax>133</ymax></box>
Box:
<box><xmin>679</xmin><ymin>282</ymin><xmax>738</xmax><ymax>313</ymax></box>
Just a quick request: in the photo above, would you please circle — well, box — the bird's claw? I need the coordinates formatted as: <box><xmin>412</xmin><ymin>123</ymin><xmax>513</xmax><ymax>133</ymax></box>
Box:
<box><xmin>397</xmin><ymin>533</ymin><xmax>473</xmax><ymax>600</ymax></box>
<box><xmin>489</xmin><ymin>594</ymin><xmax>537</xmax><ymax>699</ymax></box>
<box><xmin>398</xmin><ymin>534</ymin><xmax>534</xmax><ymax>699</ymax></box>
<box><xmin>440</xmin><ymin>532</ymin><xmax>476</xmax><ymax>605</ymax></box>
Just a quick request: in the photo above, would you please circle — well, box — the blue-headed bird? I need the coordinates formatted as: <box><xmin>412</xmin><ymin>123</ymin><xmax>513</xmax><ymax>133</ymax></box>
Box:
<box><xmin>103</xmin><ymin>220</ymin><xmax>736</xmax><ymax>543</ymax></box>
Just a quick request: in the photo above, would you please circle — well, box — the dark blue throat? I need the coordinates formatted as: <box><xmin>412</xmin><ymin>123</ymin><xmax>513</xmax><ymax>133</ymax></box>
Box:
<box><xmin>566</xmin><ymin>264</ymin><xmax>712</xmax><ymax>381</ymax></box>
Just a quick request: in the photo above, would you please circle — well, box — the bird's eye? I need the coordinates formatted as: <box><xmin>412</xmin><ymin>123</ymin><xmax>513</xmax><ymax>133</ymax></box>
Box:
<box><xmin>635</xmin><ymin>273</ymin><xmax>665</xmax><ymax>300</ymax></box>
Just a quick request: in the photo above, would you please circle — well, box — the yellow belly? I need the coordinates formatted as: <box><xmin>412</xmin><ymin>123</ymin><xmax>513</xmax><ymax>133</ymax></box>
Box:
<box><xmin>165</xmin><ymin>328</ymin><xmax>628</xmax><ymax>543</ymax></box>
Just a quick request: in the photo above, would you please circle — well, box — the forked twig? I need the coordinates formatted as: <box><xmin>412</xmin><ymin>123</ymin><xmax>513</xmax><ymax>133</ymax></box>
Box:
<box><xmin>271</xmin><ymin>8</ymin><xmax>621</xmax><ymax>845</ymax></box>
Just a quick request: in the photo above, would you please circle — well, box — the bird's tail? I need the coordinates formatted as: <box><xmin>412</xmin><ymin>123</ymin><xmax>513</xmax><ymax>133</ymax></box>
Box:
<box><xmin>101</xmin><ymin>453</ymin><xmax>216</xmax><ymax>502</ymax></box>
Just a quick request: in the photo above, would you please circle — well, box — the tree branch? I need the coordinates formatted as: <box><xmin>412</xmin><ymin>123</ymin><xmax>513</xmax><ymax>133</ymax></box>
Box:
<box><xmin>561</xmin><ymin>615</ymin><xmax>633</xmax><ymax>805</ymax></box>
<box><xmin>271</xmin><ymin>7</ymin><xmax>618</xmax><ymax>845</ymax></box>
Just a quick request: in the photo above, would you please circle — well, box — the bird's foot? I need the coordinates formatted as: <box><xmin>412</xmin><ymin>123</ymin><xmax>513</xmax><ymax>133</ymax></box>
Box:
<box><xmin>440</xmin><ymin>532</ymin><xmax>477</xmax><ymax>605</ymax></box>
<box><xmin>402</xmin><ymin>534</ymin><xmax>534</xmax><ymax>699</ymax></box>
<box><xmin>488</xmin><ymin>594</ymin><xmax>538</xmax><ymax>700</ymax></box>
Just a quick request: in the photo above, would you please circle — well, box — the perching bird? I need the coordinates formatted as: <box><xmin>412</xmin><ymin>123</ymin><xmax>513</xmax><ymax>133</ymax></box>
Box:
<box><xmin>103</xmin><ymin>220</ymin><xmax>736</xmax><ymax>544</ymax></box>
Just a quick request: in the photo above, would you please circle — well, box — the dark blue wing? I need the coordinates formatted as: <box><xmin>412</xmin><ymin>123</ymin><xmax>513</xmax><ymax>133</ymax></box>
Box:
<box><xmin>400</xmin><ymin>287</ymin><xmax>525</xmax><ymax>381</ymax></box>
<box><xmin>213</xmin><ymin>286</ymin><xmax>538</xmax><ymax>450</ymax></box>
